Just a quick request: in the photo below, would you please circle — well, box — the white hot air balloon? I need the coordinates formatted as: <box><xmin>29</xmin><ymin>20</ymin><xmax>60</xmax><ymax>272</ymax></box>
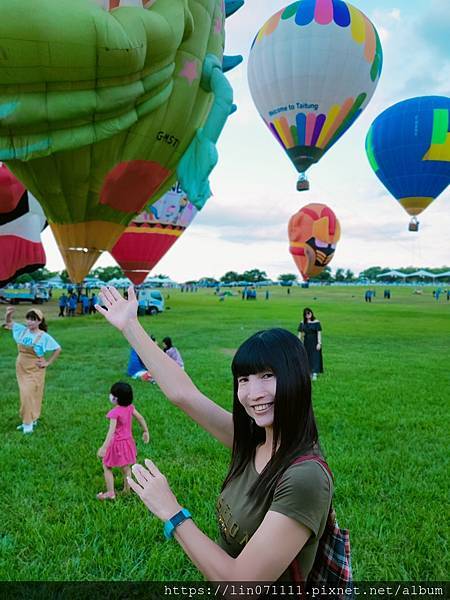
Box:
<box><xmin>248</xmin><ymin>0</ymin><xmax>383</xmax><ymax>190</ymax></box>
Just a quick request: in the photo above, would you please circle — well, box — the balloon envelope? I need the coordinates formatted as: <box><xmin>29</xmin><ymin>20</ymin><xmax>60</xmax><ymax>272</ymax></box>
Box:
<box><xmin>248</xmin><ymin>0</ymin><xmax>382</xmax><ymax>179</ymax></box>
<box><xmin>111</xmin><ymin>184</ymin><xmax>198</xmax><ymax>285</ymax></box>
<box><xmin>366</xmin><ymin>96</ymin><xmax>450</xmax><ymax>218</ymax></box>
<box><xmin>288</xmin><ymin>203</ymin><xmax>341</xmax><ymax>280</ymax></box>
<box><xmin>0</xmin><ymin>165</ymin><xmax>46</xmax><ymax>286</ymax></box>
<box><xmin>0</xmin><ymin>0</ymin><xmax>231</xmax><ymax>282</ymax></box>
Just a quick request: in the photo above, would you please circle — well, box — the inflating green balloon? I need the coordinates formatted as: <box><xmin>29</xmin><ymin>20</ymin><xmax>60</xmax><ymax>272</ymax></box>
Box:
<box><xmin>0</xmin><ymin>0</ymin><xmax>242</xmax><ymax>281</ymax></box>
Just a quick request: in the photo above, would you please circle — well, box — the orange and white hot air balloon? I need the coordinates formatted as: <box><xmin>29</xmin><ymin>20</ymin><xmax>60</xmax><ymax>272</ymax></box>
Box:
<box><xmin>288</xmin><ymin>203</ymin><xmax>341</xmax><ymax>280</ymax></box>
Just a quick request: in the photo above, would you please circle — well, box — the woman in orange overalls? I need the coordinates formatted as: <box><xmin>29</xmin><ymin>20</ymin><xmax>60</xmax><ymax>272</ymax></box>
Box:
<box><xmin>4</xmin><ymin>306</ymin><xmax>61</xmax><ymax>434</ymax></box>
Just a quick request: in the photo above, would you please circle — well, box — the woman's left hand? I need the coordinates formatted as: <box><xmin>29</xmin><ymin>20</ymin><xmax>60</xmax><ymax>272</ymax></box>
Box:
<box><xmin>128</xmin><ymin>459</ymin><xmax>182</xmax><ymax>521</ymax></box>
<box><xmin>316</xmin><ymin>343</ymin><xmax>321</xmax><ymax>351</ymax></box>
<box><xmin>36</xmin><ymin>358</ymin><xmax>48</xmax><ymax>368</ymax></box>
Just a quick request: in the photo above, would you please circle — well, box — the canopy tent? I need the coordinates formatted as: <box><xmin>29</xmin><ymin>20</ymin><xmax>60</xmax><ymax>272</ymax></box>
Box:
<box><xmin>107</xmin><ymin>277</ymin><xmax>132</xmax><ymax>288</ymax></box>
<box><xmin>376</xmin><ymin>270</ymin><xmax>408</xmax><ymax>279</ymax></box>
<box><xmin>142</xmin><ymin>276</ymin><xmax>178</xmax><ymax>288</ymax></box>
<box><xmin>404</xmin><ymin>270</ymin><xmax>438</xmax><ymax>279</ymax></box>
<box><xmin>45</xmin><ymin>275</ymin><xmax>65</xmax><ymax>288</ymax></box>
<box><xmin>83</xmin><ymin>277</ymin><xmax>106</xmax><ymax>288</ymax></box>
<box><xmin>435</xmin><ymin>271</ymin><xmax>450</xmax><ymax>278</ymax></box>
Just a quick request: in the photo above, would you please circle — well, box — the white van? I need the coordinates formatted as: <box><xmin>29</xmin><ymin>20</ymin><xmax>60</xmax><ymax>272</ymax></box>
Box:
<box><xmin>137</xmin><ymin>289</ymin><xmax>165</xmax><ymax>315</ymax></box>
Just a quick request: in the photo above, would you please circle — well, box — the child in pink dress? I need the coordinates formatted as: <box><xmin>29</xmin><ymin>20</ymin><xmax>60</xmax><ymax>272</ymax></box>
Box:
<box><xmin>97</xmin><ymin>381</ymin><xmax>149</xmax><ymax>500</ymax></box>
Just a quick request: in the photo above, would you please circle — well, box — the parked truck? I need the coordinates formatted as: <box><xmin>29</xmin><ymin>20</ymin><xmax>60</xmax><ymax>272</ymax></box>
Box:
<box><xmin>0</xmin><ymin>285</ymin><xmax>50</xmax><ymax>304</ymax></box>
<box><xmin>137</xmin><ymin>289</ymin><xmax>165</xmax><ymax>316</ymax></box>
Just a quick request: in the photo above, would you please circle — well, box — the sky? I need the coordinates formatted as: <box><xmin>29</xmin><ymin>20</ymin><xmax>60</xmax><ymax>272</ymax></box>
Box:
<box><xmin>41</xmin><ymin>0</ymin><xmax>450</xmax><ymax>282</ymax></box>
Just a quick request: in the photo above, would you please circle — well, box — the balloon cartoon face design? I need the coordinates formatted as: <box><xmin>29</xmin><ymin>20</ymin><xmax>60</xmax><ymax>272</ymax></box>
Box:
<box><xmin>288</xmin><ymin>203</ymin><xmax>341</xmax><ymax>280</ymax></box>
<box><xmin>366</xmin><ymin>96</ymin><xmax>450</xmax><ymax>227</ymax></box>
<box><xmin>0</xmin><ymin>0</ymin><xmax>241</xmax><ymax>281</ymax></box>
<box><xmin>111</xmin><ymin>184</ymin><xmax>199</xmax><ymax>285</ymax></box>
<box><xmin>248</xmin><ymin>1</ymin><xmax>382</xmax><ymax>184</ymax></box>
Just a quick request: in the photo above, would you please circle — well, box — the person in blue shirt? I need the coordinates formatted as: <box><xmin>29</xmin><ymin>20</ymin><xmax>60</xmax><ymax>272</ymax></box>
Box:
<box><xmin>68</xmin><ymin>293</ymin><xmax>77</xmax><ymax>317</ymax></box>
<box><xmin>127</xmin><ymin>336</ymin><xmax>156</xmax><ymax>382</ymax></box>
<box><xmin>4</xmin><ymin>306</ymin><xmax>61</xmax><ymax>434</ymax></box>
<box><xmin>58</xmin><ymin>293</ymin><xmax>68</xmax><ymax>317</ymax></box>
<box><xmin>81</xmin><ymin>293</ymin><xmax>90</xmax><ymax>315</ymax></box>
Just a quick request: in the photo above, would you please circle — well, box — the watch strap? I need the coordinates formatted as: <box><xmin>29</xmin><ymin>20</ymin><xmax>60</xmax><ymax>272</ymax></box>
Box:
<box><xmin>163</xmin><ymin>508</ymin><xmax>192</xmax><ymax>540</ymax></box>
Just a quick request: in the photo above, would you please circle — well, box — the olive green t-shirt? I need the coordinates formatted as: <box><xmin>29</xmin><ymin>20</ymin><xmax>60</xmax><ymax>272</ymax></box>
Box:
<box><xmin>216</xmin><ymin>459</ymin><xmax>333</xmax><ymax>581</ymax></box>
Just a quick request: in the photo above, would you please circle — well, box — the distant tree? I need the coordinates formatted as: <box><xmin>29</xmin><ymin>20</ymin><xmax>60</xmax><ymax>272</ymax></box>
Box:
<box><xmin>345</xmin><ymin>269</ymin><xmax>355</xmax><ymax>281</ymax></box>
<box><xmin>358</xmin><ymin>266</ymin><xmax>385</xmax><ymax>280</ymax></box>
<box><xmin>58</xmin><ymin>270</ymin><xmax>71</xmax><ymax>283</ymax></box>
<box><xmin>311</xmin><ymin>266</ymin><xmax>332</xmax><ymax>281</ymax></box>
<box><xmin>278</xmin><ymin>273</ymin><xmax>298</xmax><ymax>284</ymax></box>
<box><xmin>334</xmin><ymin>268</ymin><xmax>345</xmax><ymax>282</ymax></box>
<box><xmin>220</xmin><ymin>271</ymin><xmax>241</xmax><ymax>283</ymax></box>
<box><xmin>91</xmin><ymin>266</ymin><xmax>124</xmax><ymax>282</ymax></box>
<box><xmin>242</xmin><ymin>269</ymin><xmax>268</xmax><ymax>282</ymax></box>
<box><xmin>13</xmin><ymin>273</ymin><xmax>34</xmax><ymax>284</ymax></box>
<box><xmin>28</xmin><ymin>267</ymin><xmax>57</xmax><ymax>281</ymax></box>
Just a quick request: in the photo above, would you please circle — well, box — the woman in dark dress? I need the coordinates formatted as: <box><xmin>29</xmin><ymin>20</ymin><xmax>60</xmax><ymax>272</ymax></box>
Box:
<box><xmin>298</xmin><ymin>308</ymin><xmax>323</xmax><ymax>380</ymax></box>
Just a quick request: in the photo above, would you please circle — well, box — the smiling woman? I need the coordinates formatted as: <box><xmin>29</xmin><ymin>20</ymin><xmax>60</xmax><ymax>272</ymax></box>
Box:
<box><xmin>3</xmin><ymin>306</ymin><xmax>61</xmax><ymax>434</ymax></box>
<box><xmin>95</xmin><ymin>286</ymin><xmax>350</xmax><ymax>584</ymax></box>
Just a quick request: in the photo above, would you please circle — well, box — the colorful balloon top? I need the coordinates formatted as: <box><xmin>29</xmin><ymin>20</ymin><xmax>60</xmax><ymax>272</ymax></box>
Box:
<box><xmin>248</xmin><ymin>0</ymin><xmax>382</xmax><ymax>178</ymax></box>
<box><xmin>288</xmin><ymin>203</ymin><xmax>341</xmax><ymax>281</ymax></box>
<box><xmin>0</xmin><ymin>0</ymin><xmax>242</xmax><ymax>281</ymax></box>
<box><xmin>366</xmin><ymin>95</ymin><xmax>450</xmax><ymax>217</ymax></box>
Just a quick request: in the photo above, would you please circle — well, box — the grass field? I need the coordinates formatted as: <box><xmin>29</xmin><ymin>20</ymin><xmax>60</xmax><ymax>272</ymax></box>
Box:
<box><xmin>0</xmin><ymin>285</ymin><xmax>448</xmax><ymax>581</ymax></box>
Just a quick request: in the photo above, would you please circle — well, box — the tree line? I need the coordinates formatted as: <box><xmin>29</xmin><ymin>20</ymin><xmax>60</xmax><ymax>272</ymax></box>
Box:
<box><xmin>8</xmin><ymin>264</ymin><xmax>450</xmax><ymax>286</ymax></box>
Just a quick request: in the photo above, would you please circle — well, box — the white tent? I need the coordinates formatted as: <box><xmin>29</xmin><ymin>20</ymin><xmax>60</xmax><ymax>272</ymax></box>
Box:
<box><xmin>108</xmin><ymin>277</ymin><xmax>132</xmax><ymax>288</ymax></box>
<box><xmin>143</xmin><ymin>276</ymin><xmax>178</xmax><ymax>288</ymax></box>
<box><xmin>46</xmin><ymin>275</ymin><xmax>65</xmax><ymax>288</ymax></box>
<box><xmin>435</xmin><ymin>271</ymin><xmax>450</xmax><ymax>278</ymax></box>
<box><xmin>376</xmin><ymin>270</ymin><xmax>407</xmax><ymax>279</ymax></box>
<box><xmin>405</xmin><ymin>270</ymin><xmax>437</xmax><ymax>279</ymax></box>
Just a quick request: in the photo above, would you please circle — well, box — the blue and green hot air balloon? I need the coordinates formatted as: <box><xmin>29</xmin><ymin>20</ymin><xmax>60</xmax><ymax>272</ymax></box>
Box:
<box><xmin>366</xmin><ymin>96</ymin><xmax>450</xmax><ymax>231</ymax></box>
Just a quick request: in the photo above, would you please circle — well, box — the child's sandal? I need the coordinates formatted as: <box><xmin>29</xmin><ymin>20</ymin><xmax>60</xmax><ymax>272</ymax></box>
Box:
<box><xmin>96</xmin><ymin>491</ymin><xmax>116</xmax><ymax>501</ymax></box>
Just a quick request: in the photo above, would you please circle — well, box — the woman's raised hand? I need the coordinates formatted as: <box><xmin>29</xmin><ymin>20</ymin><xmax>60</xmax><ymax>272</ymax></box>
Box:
<box><xmin>95</xmin><ymin>285</ymin><xmax>138</xmax><ymax>331</ymax></box>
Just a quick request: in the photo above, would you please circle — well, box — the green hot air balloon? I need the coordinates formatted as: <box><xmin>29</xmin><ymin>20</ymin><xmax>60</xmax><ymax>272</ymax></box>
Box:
<box><xmin>0</xmin><ymin>0</ymin><xmax>243</xmax><ymax>281</ymax></box>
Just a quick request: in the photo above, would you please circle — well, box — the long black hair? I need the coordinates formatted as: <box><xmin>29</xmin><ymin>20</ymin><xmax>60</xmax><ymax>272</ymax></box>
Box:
<box><xmin>221</xmin><ymin>328</ymin><xmax>320</xmax><ymax>501</ymax></box>
<box><xmin>303</xmin><ymin>307</ymin><xmax>316</xmax><ymax>322</ymax></box>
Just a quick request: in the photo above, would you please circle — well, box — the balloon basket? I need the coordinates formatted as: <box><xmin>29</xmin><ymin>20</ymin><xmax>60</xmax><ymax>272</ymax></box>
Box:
<box><xmin>408</xmin><ymin>217</ymin><xmax>419</xmax><ymax>232</ymax></box>
<box><xmin>296</xmin><ymin>175</ymin><xmax>310</xmax><ymax>192</ymax></box>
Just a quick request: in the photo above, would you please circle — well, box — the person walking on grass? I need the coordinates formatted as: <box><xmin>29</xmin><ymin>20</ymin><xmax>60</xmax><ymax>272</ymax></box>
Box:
<box><xmin>298</xmin><ymin>308</ymin><xmax>323</xmax><ymax>381</ymax></box>
<box><xmin>95</xmin><ymin>286</ymin><xmax>339</xmax><ymax>582</ymax></box>
<box><xmin>97</xmin><ymin>381</ymin><xmax>150</xmax><ymax>501</ymax></box>
<box><xmin>3</xmin><ymin>306</ymin><xmax>61</xmax><ymax>434</ymax></box>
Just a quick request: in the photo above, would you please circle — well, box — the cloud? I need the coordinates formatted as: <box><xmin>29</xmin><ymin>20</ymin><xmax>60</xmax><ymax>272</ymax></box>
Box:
<box><xmin>416</xmin><ymin>0</ymin><xmax>450</xmax><ymax>58</ymax></box>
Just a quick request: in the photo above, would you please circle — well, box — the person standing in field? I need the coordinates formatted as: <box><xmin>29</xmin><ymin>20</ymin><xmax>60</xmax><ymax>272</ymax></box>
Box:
<box><xmin>68</xmin><ymin>293</ymin><xmax>77</xmax><ymax>317</ymax></box>
<box><xmin>97</xmin><ymin>381</ymin><xmax>150</xmax><ymax>500</ymax></box>
<box><xmin>58</xmin><ymin>293</ymin><xmax>68</xmax><ymax>317</ymax></box>
<box><xmin>3</xmin><ymin>306</ymin><xmax>61</xmax><ymax>434</ymax></box>
<box><xmin>298</xmin><ymin>308</ymin><xmax>323</xmax><ymax>381</ymax></box>
<box><xmin>94</xmin><ymin>286</ymin><xmax>344</xmax><ymax>582</ymax></box>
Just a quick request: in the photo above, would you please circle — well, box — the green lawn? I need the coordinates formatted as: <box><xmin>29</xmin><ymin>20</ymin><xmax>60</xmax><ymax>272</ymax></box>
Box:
<box><xmin>0</xmin><ymin>286</ymin><xmax>448</xmax><ymax>581</ymax></box>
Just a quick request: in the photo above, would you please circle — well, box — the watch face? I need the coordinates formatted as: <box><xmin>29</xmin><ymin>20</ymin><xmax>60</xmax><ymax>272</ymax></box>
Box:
<box><xmin>172</xmin><ymin>511</ymin><xmax>186</xmax><ymax>527</ymax></box>
<box><xmin>164</xmin><ymin>509</ymin><xmax>191</xmax><ymax>539</ymax></box>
